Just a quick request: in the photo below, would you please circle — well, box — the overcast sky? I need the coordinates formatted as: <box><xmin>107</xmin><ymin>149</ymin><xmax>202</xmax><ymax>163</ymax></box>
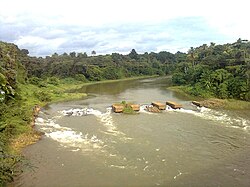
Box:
<box><xmin>0</xmin><ymin>0</ymin><xmax>249</xmax><ymax>56</ymax></box>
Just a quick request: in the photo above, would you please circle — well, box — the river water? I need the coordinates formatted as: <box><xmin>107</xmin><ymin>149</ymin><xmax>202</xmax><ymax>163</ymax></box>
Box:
<box><xmin>14</xmin><ymin>77</ymin><xmax>250</xmax><ymax>187</ymax></box>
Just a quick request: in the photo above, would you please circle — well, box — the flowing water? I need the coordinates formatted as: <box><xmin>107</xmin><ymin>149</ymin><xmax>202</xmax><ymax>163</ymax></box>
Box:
<box><xmin>14</xmin><ymin>77</ymin><xmax>250</xmax><ymax>187</ymax></box>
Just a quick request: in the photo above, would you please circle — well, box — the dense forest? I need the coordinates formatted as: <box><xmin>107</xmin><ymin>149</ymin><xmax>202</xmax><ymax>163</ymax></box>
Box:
<box><xmin>0</xmin><ymin>39</ymin><xmax>250</xmax><ymax>185</ymax></box>
<box><xmin>172</xmin><ymin>39</ymin><xmax>250</xmax><ymax>101</ymax></box>
<box><xmin>2</xmin><ymin>38</ymin><xmax>248</xmax><ymax>103</ymax></box>
<box><xmin>20</xmin><ymin>49</ymin><xmax>177</xmax><ymax>81</ymax></box>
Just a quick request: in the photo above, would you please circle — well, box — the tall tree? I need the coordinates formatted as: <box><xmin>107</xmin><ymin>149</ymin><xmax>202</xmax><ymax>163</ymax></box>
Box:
<box><xmin>128</xmin><ymin>49</ymin><xmax>138</xmax><ymax>60</ymax></box>
<box><xmin>91</xmin><ymin>50</ymin><xmax>96</xmax><ymax>56</ymax></box>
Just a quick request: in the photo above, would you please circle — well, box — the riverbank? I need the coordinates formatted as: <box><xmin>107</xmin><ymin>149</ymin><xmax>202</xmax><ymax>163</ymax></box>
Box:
<box><xmin>168</xmin><ymin>86</ymin><xmax>250</xmax><ymax>110</ymax></box>
<box><xmin>0</xmin><ymin>75</ymin><xmax>157</xmax><ymax>185</ymax></box>
<box><xmin>13</xmin><ymin>75</ymin><xmax>157</xmax><ymax>151</ymax></box>
<box><xmin>11</xmin><ymin>76</ymin><xmax>250</xmax><ymax>187</ymax></box>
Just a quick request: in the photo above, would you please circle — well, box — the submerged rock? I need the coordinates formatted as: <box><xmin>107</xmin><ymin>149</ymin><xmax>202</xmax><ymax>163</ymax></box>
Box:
<box><xmin>146</xmin><ymin>106</ymin><xmax>161</xmax><ymax>113</ymax></box>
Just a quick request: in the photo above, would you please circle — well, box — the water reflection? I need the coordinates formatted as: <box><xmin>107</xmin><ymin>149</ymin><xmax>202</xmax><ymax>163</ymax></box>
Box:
<box><xmin>78</xmin><ymin>77</ymin><xmax>172</xmax><ymax>96</ymax></box>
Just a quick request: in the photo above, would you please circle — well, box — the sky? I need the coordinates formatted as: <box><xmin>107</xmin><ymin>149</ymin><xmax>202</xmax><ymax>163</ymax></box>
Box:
<box><xmin>0</xmin><ymin>0</ymin><xmax>249</xmax><ymax>57</ymax></box>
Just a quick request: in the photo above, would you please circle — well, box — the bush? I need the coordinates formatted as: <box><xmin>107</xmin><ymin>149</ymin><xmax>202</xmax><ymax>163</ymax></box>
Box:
<box><xmin>61</xmin><ymin>77</ymin><xmax>75</xmax><ymax>84</ymax></box>
<box><xmin>186</xmin><ymin>83</ymin><xmax>213</xmax><ymax>98</ymax></box>
<box><xmin>244</xmin><ymin>91</ymin><xmax>250</xmax><ymax>101</ymax></box>
<box><xmin>47</xmin><ymin>77</ymin><xmax>60</xmax><ymax>86</ymax></box>
<box><xmin>0</xmin><ymin>150</ymin><xmax>23</xmax><ymax>185</ymax></box>
<box><xmin>122</xmin><ymin>105</ymin><xmax>135</xmax><ymax>114</ymax></box>
<box><xmin>34</xmin><ymin>91</ymin><xmax>51</xmax><ymax>102</ymax></box>
<box><xmin>172</xmin><ymin>73</ymin><xmax>186</xmax><ymax>85</ymax></box>
<box><xmin>29</xmin><ymin>77</ymin><xmax>47</xmax><ymax>87</ymax></box>
<box><xmin>29</xmin><ymin>77</ymin><xmax>42</xmax><ymax>85</ymax></box>
<box><xmin>74</xmin><ymin>74</ymin><xmax>88</xmax><ymax>82</ymax></box>
<box><xmin>120</xmin><ymin>101</ymin><xmax>136</xmax><ymax>114</ymax></box>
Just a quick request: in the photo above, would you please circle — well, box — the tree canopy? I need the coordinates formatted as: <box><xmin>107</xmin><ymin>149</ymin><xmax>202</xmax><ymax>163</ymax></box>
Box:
<box><xmin>172</xmin><ymin>39</ymin><xmax>250</xmax><ymax>100</ymax></box>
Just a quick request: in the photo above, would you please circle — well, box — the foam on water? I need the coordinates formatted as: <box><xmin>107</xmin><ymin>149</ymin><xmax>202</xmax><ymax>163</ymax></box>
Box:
<box><xmin>35</xmin><ymin>117</ymin><xmax>104</xmax><ymax>151</ymax></box>
<box><xmin>138</xmin><ymin>104</ymin><xmax>250</xmax><ymax>133</ymax></box>
<box><xmin>165</xmin><ymin>106</ymin><xmax>250</xmax><ymax>133</ymax></box>
<box><xmin>35</xmin><ymin>107</ymin><xmax>133</xmax><ymax>154</ymax></box>
<box><xmin>139</xmin><ymin>105</ymin><xmax>156</xmax><ymax>115</ymax></box>
<box><xmin>89</xmin><ymin>107</ymin><xmax>122</xmax><ymax>135</ymax></box>
<box><xmin>60</xmin><ymin>107</ymin><xmax>130</xmax><ymax>139</ymax></box>
<box><xmin>60</xmin><ymin>105</ymin><xmax>250</xmax><ymax>134</ymax></box>
<box><xmin>38</xmin><ymin>105</ymin><xmax>249</xmax><ymax>153</ymax></box>
<box><xmin>60</xmin><ymin>108</ymin><xmax>101</xmax><ymax>116</ymax></box>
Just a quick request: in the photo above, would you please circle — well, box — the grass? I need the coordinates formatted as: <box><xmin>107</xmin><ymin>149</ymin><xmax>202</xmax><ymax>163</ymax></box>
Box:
<box><xmin>0</xmin><ymin>79</ymin><xmax>88</xmax><ymax>185</ymax></box>
<box><xmin>223</xmin><ymin>99</ymin><xmax>250</xmax><ymax>110</ymax></box>
<box><xmin>168</xmin><ymin>86</ymin><xmax>250</xmax><ymax>110</ymax></box>
<box><xmin>167</xmin><ymin>86</ymin><xmax>202</xmax><ymax>100</ymax></box>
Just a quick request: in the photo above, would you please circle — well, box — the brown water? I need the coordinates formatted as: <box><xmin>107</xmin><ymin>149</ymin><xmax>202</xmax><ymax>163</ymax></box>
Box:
<box><xmin>14</xmin><ymin>77</ymin><xmax>250</xmax><ymax>187</ymax></box>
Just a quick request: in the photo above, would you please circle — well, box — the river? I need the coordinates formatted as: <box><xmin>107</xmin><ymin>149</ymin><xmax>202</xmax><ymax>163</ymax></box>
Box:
<box><xmin>14</xmin><ymin>77</ymin><xmax>250</xmax><ymax>187</ymax></box>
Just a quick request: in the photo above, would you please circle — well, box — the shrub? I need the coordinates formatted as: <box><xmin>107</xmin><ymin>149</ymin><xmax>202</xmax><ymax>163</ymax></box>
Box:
<box><xmin>122</xmin><ymin>105</ymin><xmax>135</xmax><ymax>114</ymax></box>
<box><xmin>74</xmin><ymin>74</ymin><xmax>88</xmax><ymax>82</ymax></box>
<box><xmin>47</xmin><ymin>77</ymin><xmax>60</xmax><ymax>86</ymax></box>
<box><xmin>172</xmin><ymin>73</ymin><xmax>186</xmax><ymax>85</ymax></box>
<box><xmin>29</xmin><ymin>77</ymin><xmax>47</xmax><ymax>88</ymax></box>
<box><xmin>61</xmin><ymin>77</ymin><xmax>75</xmax><ymax>84</ymax></box>
<box><xmin>29</xmin><ymin>77</ymin><xmax>42</xmax><ymax>85</ymax></box>
<box><xmin>0</xmin><ymin>150</ymin><xmax>23</xmax><ymax>185</ymax></box>
<box><xmin>34</xmin><ymin>91</ymin><xmax>51</xmax><ymax>102</ymax></box>
<box><xmin>120</xmin><ymin>101</ymin><xmax>136</xmax><ymax>114</ymax></box>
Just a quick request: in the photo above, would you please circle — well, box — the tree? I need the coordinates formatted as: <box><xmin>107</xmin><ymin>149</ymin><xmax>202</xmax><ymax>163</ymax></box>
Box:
<box><xmin>51</xmin><ymin>53</ymin><xmax>58</xmax><ymax>58</ymax></box>
<box><xmin>69</xmin><ymin>51</ymin><xmax>76</xmax><ymax>58</ymax></box>
<box><xmin>91</xmin><ymin>50</ymin><xmax>96</xmax><ymax>56</ymax></box>
<box><xmin>128</xmin><ymin>49</ymin><xmax>138</xmax><ymax>60</ymax></box>
<box><xmin>20</xmin><ymin>49</ymin><xmax>29</xmax><ymax>56</ymax></box>
<box><xmin>187</xmin><ymin>47</ymin><xmax>196</xmax><ymax>67</ymax></box>
<box><xmin>77</xmin><ymin>52</ymin><xmax>87</xmax><ymax>58</ymax></box>
<box><xmin>85</xmin><ymin>66</ymin><xmax>103</xmax><ymax>81</ymax></box>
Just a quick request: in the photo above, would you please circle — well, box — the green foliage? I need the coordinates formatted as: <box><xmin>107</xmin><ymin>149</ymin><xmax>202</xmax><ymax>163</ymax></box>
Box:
<box><xmin>29</xmin><ymin>77</ymin><xmax>47</xmax><ymax>88</ymax></box>
<box><xmin>74</xmin><ymin>74</ymin><xmax>88</xmax><ymax>82</ymax></box>
<box><xmin>103</xmin><ymin>67</ymin><xmax>123</xmax><ymax>80</ymax></box>
<box><xmin>0</xmin><ymin>151</ymin><xmax>23</xmax><ymax>185</ymax></box>
<box><xmin>120</xmin><ymin>101</ymin><xmax>136</xmax><ymax>114</ymax></box>
<box><xmin>16</xmin><ymin>61</ymin><xmax>27</xmax><ymax>84</ymax></box>
<box><xmin>172</xmin><ymin>39</ymin><xmax>250</xmax><ymax>101</ymax></box>
<box><xmin>18</xmin><ymin>45</ymin><xmax>179</xmax><ymax>82</ymax></box>
<box><xmin>61</xmin><ymin>77</ymin><xmax>76</xmax><ymax>84</ymax></box>
<box><xmin>122</xmin><ymin>105</ymin><xmax>135</xmax><ymax>114</ymax></box>
<box><xmin>47</xmin><ymin>77</ymin><xmax>60</xmax><ymax>85</ymax></box>
<box><xmin>34</xmin><ymin>90</ymin><xmax>51</xmax><ymax>102</ymax></box>
<box><xmin>86</xmin><ymin>66</ymin><xmax>103</xmax><ymax>81</ymax></box>
<box><xmin>0</xmin><ymin>72</ymin><xmax>7</xmax><ymax>86</ymax></box>
<box><xmin>128</xmin><ymin>49</ymin><xmax>138</xmax><ymax>60</ymax></box>
<box><xmin>172</xmin><ymin>72</ymin><xmax>187</xmax><ymax>85</ymax></box>
<box><xmin>29</xmin><ymin>77</ymin><xmax>42</xmax><ymax>85</ymax></box>
<box><xmin>0</xmin><ymin>100</ymin><xmax>33</xmax><ymax>185</ymax></box>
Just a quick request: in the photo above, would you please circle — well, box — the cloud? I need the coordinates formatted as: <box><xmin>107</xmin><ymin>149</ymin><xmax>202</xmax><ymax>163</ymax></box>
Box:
<box><xmin>0</xmin><ymin>0</ymin><xmax>249</xmax><ymax>56</ymax></box>
<box><xmin>0</xmin><ymin>16</ymin><xmax>230</xmax><ymax>56</ymax></box>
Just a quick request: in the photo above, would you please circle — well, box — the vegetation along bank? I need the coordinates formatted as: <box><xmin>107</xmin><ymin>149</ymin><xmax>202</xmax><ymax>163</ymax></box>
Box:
<box><xmin>0</xmin><ymin>38</ymin><xmax>250</xmax><ymax>185</ymax></box>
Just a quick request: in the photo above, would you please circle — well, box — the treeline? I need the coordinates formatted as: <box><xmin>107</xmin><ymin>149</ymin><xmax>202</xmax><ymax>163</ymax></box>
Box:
<box><xmin>1</xmin><ymin>38</ymin><xmax>250</xmax><ymax>112</ymax></box>
<box><xmin>172</xmin><ymin>39</ymin><xmax>250</xmax><ymax>101</ymax></box>
<box><xmin>20</xmin><ymin>48</ymin><xmax>178</xmax><ymax>82</ymax></box>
